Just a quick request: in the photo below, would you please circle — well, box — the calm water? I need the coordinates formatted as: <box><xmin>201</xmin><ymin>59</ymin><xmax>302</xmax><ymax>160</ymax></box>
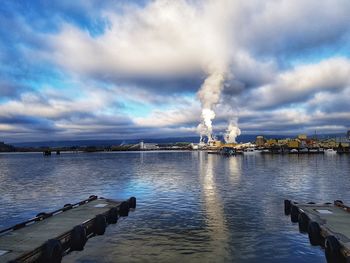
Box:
<box><xmin>1</xmin><ymin>151</ymin><xmax>350</xmax><ymax>262</ymax></box>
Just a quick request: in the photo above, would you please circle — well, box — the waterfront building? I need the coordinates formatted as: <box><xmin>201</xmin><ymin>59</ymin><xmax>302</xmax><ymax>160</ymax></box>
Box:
<box><xmin>298</xmin><ymin>134</ymin><xmax>307</xmax><ymax>140</ymax></box>
<box><xmin>223</xmin><ymin>143</ymin><xmax>237</xmax><ymax>148</ymax></box>
<box><xmin>142</xmin><ymin>143</ymin><xmax>159</xmax><ymax>150</ymax></box>
<box><xmin>320</xmin><ymin>139</ymin><xmax>337</xmax><ymax>148</ymax></box>
<box><xmin>190</xmin><ymin>143</ymin><xmax>199</xmax><ymax>150</ymax></box>
<box><xmin>209</xmin><ymin>140</ymin><xmax>222</xmax><ymax>148</ymax></box>
<box><xmin>300</xmin><ymin>140</ymin><xmax>308</xmax><ymax>148</ymax></box>
<box><xmin>335</xmin><ymin>136</ymin><xmax>350</xmax><ymax>148</ymax></box>
<box><xmin>288</xmin><ymin>140</ymin><xmax>300</xmax><ymax>149</ymax></box>
<box><xmin>277</xmin><ymin>138</ymin><xmax>290</xmax><ymax>146</ymax></box>
<box><xmin>305</xmin><ymin>138</ymin><xmax>319</xmax><ymax>148</ymax></box>
<box><xmin>256</xmin><ymin>136</ymin><xmax>265</xmax><ymax>147</ymax></box>
<box><xmin>266</xmin><ymin>139</ymin><xmax>277</xmax><ymax>147</ymax></box>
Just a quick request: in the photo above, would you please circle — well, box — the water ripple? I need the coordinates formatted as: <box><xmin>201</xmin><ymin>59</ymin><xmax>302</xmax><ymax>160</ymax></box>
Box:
<box><xmin>1</xmin><ymin>152</ymin><xmax>348</xmax><ymax>262</ymax></box>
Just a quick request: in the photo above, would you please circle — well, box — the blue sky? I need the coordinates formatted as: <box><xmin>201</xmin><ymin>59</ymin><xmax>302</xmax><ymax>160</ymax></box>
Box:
<box><xmin>0</xmin><ymin>0</ymin><xmax>350</xmax><ymax>142</ymax></box>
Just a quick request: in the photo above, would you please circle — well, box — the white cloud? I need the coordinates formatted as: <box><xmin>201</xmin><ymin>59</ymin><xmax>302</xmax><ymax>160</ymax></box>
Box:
<box><xmin>135</xmin><ymin>103</ymin><xmax>200</xmax><ymax>128</ymax></box>
<box><xmin>0</xmin><ymin>87</ymin><xmax>114</xmax><ymax>119</ymax></box>
<box><xmin>245</xmin><ymin>57</ymin><xmax>350</xmax><ymax>109</ymax></box>
<box><xmin>48</xmin><ymin>0</ymin><xmax>234</xmax><ymax>78</ymax></box>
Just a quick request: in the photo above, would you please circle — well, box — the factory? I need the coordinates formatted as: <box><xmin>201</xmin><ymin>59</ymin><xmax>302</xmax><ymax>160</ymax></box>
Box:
<box><xmin>192</xmin><ymin>129</ymin><xmax>350</xmax><ymax>154</ymax></box>
<box><xmin>139</xmin><ymin>141</ymin><xmax>159</xmax><ymax>150</ymax></box>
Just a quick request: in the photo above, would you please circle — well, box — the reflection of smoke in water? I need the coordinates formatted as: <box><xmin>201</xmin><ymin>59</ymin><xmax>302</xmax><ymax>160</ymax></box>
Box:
<box><xmin>199</xmin><ymin>152</ymin><xmax>229</xmax><ymax>256</ymax></box>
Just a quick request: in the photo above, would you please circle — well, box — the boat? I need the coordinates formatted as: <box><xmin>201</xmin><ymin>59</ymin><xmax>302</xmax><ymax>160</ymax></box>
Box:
<box><xmin>325</xmin><ymin>148</ymin><xmax>336</xmax><ymax>154</ymax></box>
<box><xmin>243</xmin><ymin>148</ymin><xmax>261</xmax><ymax>155</ymax></box>
<box><xmin>308</xmin><ymin>148</ymin><xmax>324</xmax><ymax>154</ymax></box>
<box><xmin>309</xmin><ymin>148</ymin><xmax>317</xmax><ymax>153</ymax></box>
<box><xmin>220</xmin><ymin>147</ymin><xmax>236</xmax><ymax>156</ymax></box>
<box><xmin>299</xmin><ymin>148</ymin><xmax>309</xmax><ymax>153</ymax></box>
<box><xmin>261</xmin><ymin>149</ymin><xmax>271</xmax><ymax>154</ymax></box>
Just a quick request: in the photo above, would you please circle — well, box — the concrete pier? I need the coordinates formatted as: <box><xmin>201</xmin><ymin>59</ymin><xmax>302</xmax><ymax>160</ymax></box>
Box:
<box><xmin>285</xmin><ymin>200</ymin><xmax>350</xmax><ymax>263</ymax></box>
<box><xmin>0</xmin><ymin>195</ymin><xmax>136</xmax><ymax>263</ymax></box>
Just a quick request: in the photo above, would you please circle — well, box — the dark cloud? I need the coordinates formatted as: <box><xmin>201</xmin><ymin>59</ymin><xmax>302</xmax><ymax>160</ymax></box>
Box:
<box><xmin>0</xmin><ymin>115</ymin><xmax>43</xmax><ymax>125</ymax></box>
<box><xmin>95</xmin><ymin>73</ymin><xmax>204</xmax><ymax>95</ymax></box>
<box><xmin>234</xmin><ymin>0</ymin><xmax>350</xmax><ymax>61</ymax></box>
<box><xmin>0</xmin><ymin>80</ymin><xmax>30</xmax><ymax>99</ymax></box>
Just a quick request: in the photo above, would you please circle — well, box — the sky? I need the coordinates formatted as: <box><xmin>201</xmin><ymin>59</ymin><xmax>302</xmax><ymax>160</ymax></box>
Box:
<box><xmin>0</xmin><ymin>0</ymin><xmax>350</xmax><ymax>143</ymax></box>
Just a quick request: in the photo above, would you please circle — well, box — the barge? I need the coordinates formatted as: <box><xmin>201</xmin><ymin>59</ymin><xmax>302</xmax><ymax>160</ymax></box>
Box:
<box><xmin>0</xmin><ymin>195</ymin><xmax>136</xmax><ymax>263</ymax></box>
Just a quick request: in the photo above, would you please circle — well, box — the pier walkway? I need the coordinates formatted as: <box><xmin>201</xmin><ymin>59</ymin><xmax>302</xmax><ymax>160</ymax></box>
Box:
<box><xmin>0</xmin><ymin>195</ymin><xmax>136</xmax><ymax>263</ymax></box>
<box><xmin>285</xmin><ymin>200</ymin><xmax>350</xmax><ymax>263</ymax></box>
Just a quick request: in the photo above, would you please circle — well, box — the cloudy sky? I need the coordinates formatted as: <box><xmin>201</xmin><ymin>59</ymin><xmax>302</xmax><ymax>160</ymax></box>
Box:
<box><xmin>1</xmin><ymin>0</ymin><xmax>350</xmax><ymax>142</ymax></box>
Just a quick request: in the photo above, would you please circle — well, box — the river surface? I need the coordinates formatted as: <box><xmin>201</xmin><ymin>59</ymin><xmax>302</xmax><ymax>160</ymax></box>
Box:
<box><xmin>0</xmin><ymin>151</ymin><xmax>349</xmax><ymax>262</ymax></box>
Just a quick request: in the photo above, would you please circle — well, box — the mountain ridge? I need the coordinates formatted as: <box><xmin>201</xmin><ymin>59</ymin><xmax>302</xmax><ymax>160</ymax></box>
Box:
<box><xmin>9</xmin><ymin>133</ymin><xmax>347</xmax><ymax>148</ymax></box>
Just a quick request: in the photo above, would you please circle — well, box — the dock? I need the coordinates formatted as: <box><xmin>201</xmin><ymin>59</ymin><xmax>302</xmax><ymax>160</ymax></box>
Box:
<box><xmin>0</xmin><ymin>195</ymin><xmax>136</xmax><ymax>263</ymax></box>
<box><xmin>285</xmin><ymin>199</ymin><xmax>350</xmax><ymax>263</ymax></box>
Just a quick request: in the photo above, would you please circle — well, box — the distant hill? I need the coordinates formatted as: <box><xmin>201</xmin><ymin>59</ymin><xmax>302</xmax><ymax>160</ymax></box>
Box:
<box><xmin>11</xmin><ymin>137</ymin><xmax>199</xmax><ymax>148</ymax></box>
<box><xmin>10</xmin><ymin>133</ymin><xmax>347</xmax><ymax>148</ymax></box>
<box><xmin>0</xmin><ymin>142</ymin><xmax>15</xmax><ymax>152</ymax></box>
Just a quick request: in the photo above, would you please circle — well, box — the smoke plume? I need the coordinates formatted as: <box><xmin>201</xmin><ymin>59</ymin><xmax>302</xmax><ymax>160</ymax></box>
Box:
<box><xmin>224</xmin><ymin>118</ymin><xmax>241</xmax><ymax>143</ymax></box>
<box><xmin>197</xmin><ymin>70</ymin><xmax>226</xmax><ymax>142</ymax></box>
<box><xmin>197</xmin><ymin>65</ymin><xmax>242</xmax><ymax>143</ymax></box>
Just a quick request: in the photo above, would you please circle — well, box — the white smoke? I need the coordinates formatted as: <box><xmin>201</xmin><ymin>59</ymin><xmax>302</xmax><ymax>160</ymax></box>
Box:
<box><xmin>224</xmin><ymin>119</ymin><xmax>241</xmax><ymax>143</ymax></box>
<box><xmin>197</xmin><ymin>70</ymin><xmax>226</xmax><ymax>142</ymax></box>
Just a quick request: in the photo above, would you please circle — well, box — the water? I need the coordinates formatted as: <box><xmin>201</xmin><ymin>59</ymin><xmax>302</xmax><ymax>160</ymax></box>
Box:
<box><xmin>1</xmin><ymin>151</ymin><xmax>349</xmax><ymax>262</ymax></box>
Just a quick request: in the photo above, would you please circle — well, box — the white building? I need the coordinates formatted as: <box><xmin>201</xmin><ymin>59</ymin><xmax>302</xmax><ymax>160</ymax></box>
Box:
<box><xmin>142</xmin><ymin>143</ymin><xmax>159</xmax><ymax>150</ymax></box>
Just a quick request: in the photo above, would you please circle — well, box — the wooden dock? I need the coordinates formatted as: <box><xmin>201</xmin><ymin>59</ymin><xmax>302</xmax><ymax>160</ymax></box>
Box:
<box><xmin>0</xmin><ymin>195</ymin><xmax>136</xmax><ymax>263</ymax></box>
<box><xmin>285</xmin><ymin>199</ymin><xmax>350</xmax><ymax>263</ymax></box>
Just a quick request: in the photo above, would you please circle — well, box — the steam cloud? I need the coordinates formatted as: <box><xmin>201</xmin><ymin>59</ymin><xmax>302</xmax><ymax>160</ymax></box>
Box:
<box><xmin>224</xmin><ymin>119</ymin><xmax>241</xmax><ymax>143</ymax></box>
<box><xmin>197</xmin><ymin>68</ymin><xmax>241</xmax><ymax>143</ymax></box>
<box><xmin>197</xmin><ymin>70</ymin><xmax>225</xmax><ymax>143</ymax></box>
